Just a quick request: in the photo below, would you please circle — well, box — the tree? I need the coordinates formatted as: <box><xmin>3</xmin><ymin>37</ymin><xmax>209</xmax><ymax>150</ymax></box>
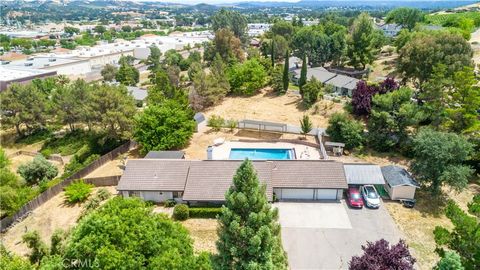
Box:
<box><xmin>326</xmin><ymin>113</ymin><xmax>364</xmax><ymax>150</ymax></box>
<box><xmin>367</xmin><ymin>87</ymin><xmax>422</xmax><ymax>151</ymax></box>
<box><xmin>435</xmin><ymin>251</ymin><xmax>465</xmax><ymax>270</ymax></box>
<box><xmin>211</xmin><ymin>9</ymin><xmax>247</xmax><ymax>42</ymax></box>
<box><xmin>17</xmin><ymin>155</ymin><xmax>58</xmax><ymax>185</ymax></box>
<box><xmin>468</xmin><ymin>194</ymin><xmax>480</xmax><ymax>218</ymax></box>
<box><xmin>411</xmin><ymin>128</ymin><xmax>474</xmax><ymax>194</ymax></box>
<box><xmin>282</xmin><ymin>50</ymin><xmax>289</xmax><ymax>93</ymax></box>
<box><xmin>351</xmin><ymin>80</ymin><xmax>378</xmax><ymax>116</ymax></box>
<box><xmin>64</xmin><ymin>26</ymin><xmax>80</xmax><ymax>35</ymax></box>
<box><xmin>51</xmin><ymin>79</ymin><xmax>90</xmax><ymax>132</ymax></box>
<box><xmin>227</xmin><ymin>58</ymin><xmax>267</xmax><ymax>95</ymax></box>
<box><xmin>433</xmin><ymin>200</ymin><xmax>479</xmax><ymax>270</ymax></box>
<box><xmin>270</xmin><ymin>38</ymin><xmax>275</xmax><ymax>67</ymax></box>
<box><xmin>134</xmin><ymin>100</ymin><xmax>195</xmax><ymax>154</ymax></box>
<box><xmin>386</xmin><ymin>8</ymin><xmax>424</xmax><ymax>30</ymax></box>
<box><xmin>63</xmin><ymin>197</ymin><xmax>209</xmax><ymax>269</ymax></box>
<box><xmin>397</xmin><ymin>31</ymin><xmax>473</xmax><ymax>89</ymax></box>
<box><xmin>116</xmin><ymin>61</ymin><xmax>139</xmax><ymax>86</ymax></box>
<box><xmin>270</xmin><ymin>20</ymin><xmax>294</xmax><ymax>41</ymax></box>
<box><xmin>163</xmin><ymin>49</ymin><xmax>183</xmax><ymax>67</ymax></box>
<box><xmin>191</xmin><ymin>68</ymin><xmax>229</xmax><ymax>109</ymax></box>
<box><xmin>298</xmin><ymin>54</ymin><xmax>307</xmax><ymax>92</ymax></box>
<box><xmin>212</xmin><ymin>28</ymin><xmax>244</xmax><ymax>63</ymax></box>
<box><xmin>0</xmin><ymin>83</ymin><xmax>49</xmax><ymax>136</ymax></box>
<box><xmin>302</xmin><ymin>77</ymin><xmax>323</xmax><ymax>107</ymax></box>
<box><xmin>300</xmin><ymin>115</ymin><xmax>313</xmax><ymax>139</ymax></box>
<box><xmin>93</xmin><ymin>25</ymin><xmax>106</xmax><ymax>34</ymax></box>
<box><xmin>292</xmin><ymin>26</ymin><xmax>333</xmax><ymax>67</ymax></box>
<box><xmin>271</xmin><ymin>64</ymin><xmax>284</xmax><ymax>94</ymax></box>
<box><xmin>22</xmin><ymin>231</ymin><xmax>49</xmax><ymax>264</ymax></box>
<box><xmin>215</xmin><ymin>160</ymin><xmax>288</xmax><ymax>269</ymax></box>
<box><xmin>0</xmin><ymin>245</ymin><xmax>33</xmax><ymax>270</ymax></box>
<box><xmin>101</xmin><ymin>64</ymin><xmax>118</xmax><ymax>82</ymax></box>
<box><xmin>148</xmin><ymin>69</ymin><xmax>175</xmax><ymax>103</ymax></box>
<box><xmin>349</xmin><ymin>239</ymin><xmax>416</xmax><ymax>270</ymax></box>
<box><xmin>145</xmin><ymin>45</ymin><xmax>162</xmax><ymax>73</ymax></box>
<box><xmin>346</xmin><ymin>13</ymin><xmax>378</xmax><ymax>69</ymax></box>
<box><xmin>87</xmin><ymin>84</ymin><xmax>136</xmax><ymax>140</ymax></box>
<box><xmin>188</xmin><ymin>61</ymin><xmax>203</xmax><ymax>81</ymax></box>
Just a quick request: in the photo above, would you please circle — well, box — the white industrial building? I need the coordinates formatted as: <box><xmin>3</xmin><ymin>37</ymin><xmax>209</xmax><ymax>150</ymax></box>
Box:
<box><xmin>0</xmin><ymin>65</ymin><xmax>57</xmax><ymax>91</ymax></box>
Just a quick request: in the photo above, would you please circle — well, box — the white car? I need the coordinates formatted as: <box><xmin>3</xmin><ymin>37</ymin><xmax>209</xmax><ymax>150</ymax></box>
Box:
<box><xmin>361</xmin><ymin>185</ymin><xmax>381</xmax><ymax>209</ymax></box>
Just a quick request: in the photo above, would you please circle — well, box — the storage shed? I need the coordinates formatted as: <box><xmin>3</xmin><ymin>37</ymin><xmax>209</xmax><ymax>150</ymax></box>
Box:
<box><xmin>381</xmin><ymin>165</ymin><xmax>420</xmax><ymax>200</ymax></box>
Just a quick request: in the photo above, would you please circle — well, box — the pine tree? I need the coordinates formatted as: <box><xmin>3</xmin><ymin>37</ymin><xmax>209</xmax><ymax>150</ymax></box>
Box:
<box><xmin>299</xmin><ymin>54</ymin><xmax>307</xmax><ymax>94</ymax></box>
<box><xmin>270</xmin><ymin>38</ymin><xmax>275</xmax><ymax>67</ymax></box>
<box><xmin>215</xmin><ymin>160</ymin><xmax>288</xmax><ymax>270</ymax></box>
<box><xmin>282</xmin><ymin>50</ymin><xmax>289</xmax><ymax>93</ymax></box>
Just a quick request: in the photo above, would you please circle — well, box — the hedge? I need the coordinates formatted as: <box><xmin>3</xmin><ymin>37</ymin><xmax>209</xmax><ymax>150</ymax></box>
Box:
<box><xmin>189</xmin><ymin>207</ymin><xmax>222</xmax><ymax>219</ymax></box>
<box><xmin>173</xmin><ymin>204</ymin><xmax>189</xmax><ymax>220</ymax></box>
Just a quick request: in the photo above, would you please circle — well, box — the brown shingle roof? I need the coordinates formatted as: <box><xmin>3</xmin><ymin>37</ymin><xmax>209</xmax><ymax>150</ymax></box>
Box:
<box><xmin>182</xmin><ymin>161</ymin><xmax>273</xmax><ymax>201</ymax></box>
<box><xmin>272</xmin><ymin>160</ymin><xmax>348</xmax><ymax>189</ymax></box>
<box><xmin>117</xmin><ymin>160</ymin><xmax>348</xmax><ymax>201</ymax></box>
<box><xmin>117</xmin><ymin>159</ymin><xmax>190</xmax><ymax>191</ymax></box>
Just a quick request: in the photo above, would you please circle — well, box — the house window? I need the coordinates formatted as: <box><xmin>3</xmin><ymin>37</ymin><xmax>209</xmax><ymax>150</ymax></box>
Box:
<box><xmin>173</xmin><ymin>191</ymin><xmax>183</xmax><ymax>198</ymax></box>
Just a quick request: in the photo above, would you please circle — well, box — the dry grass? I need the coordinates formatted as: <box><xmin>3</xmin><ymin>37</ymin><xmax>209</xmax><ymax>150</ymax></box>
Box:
<box><xmin>181</xmin><ymin>219</ymin><xmax>218</xmax><ymax>254</ymax></box>
<box><xmin>384</xmin><ymin>183</ymin><xmax>479</xmax><ymax>270</ymax></box>
<box><xmin>9</xmin><ymin>154</ymin><xmax>65</xmax><ymax>176</ymax></box>
<box><xmin>368</xmin><ymin>51</ymin><xmax>398</xmax><ymax>82</ymax></box>
<box><xmin>203</xmin><ymin>88</ymin><xmax>345</xmax><ymax>128</ymax></box>
<box><xmin>1</xmin><ymin>186</ymin><xmax>117</xmax><ymax>257</ymax></box>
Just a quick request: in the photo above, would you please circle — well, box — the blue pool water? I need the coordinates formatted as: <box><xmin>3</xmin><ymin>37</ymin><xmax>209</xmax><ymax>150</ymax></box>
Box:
<box><xmin>229</xmin><ymin>148</ymin><xmax>294</xmax><ymax>160</ymax></box>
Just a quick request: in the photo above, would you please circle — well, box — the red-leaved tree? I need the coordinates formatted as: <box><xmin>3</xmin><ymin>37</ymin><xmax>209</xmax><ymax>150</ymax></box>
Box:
<box><xmin>351</xmin><ymin>80</ymin><xmax>378</xmax><ymax>115</ymax></box>
<box><xmin>349</xmin><ymin>239</ymin><xmax>416</xmax><ymax>270</ymax></box>
<box><xmin>379</xmin><ymin>77</ymin><xmax>399</xmax><ymax>94</ymax></box>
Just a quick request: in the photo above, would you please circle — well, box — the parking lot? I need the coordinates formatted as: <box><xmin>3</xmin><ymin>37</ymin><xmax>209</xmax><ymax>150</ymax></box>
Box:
<box><xmin>276</xmin><ymin>201</ymin><xmax>402</xmax><ymax>270</ymax></box>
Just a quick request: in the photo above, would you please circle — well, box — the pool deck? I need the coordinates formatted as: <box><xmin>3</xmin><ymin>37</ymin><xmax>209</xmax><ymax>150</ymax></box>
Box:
<box><xmin>211</xmin><ymin>141</ymin><xmax>322</xmax><ymax>160</ymax></box>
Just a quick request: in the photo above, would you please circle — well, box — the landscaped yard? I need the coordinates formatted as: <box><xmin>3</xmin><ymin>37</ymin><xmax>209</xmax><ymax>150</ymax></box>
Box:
<box><xmin>181</xmin><ymin>219</ymin><xmax>218</xmax><ymax>254</ymax></box>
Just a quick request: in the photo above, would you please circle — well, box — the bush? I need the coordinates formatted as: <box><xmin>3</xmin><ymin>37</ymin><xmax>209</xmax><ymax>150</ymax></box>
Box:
<box><xmin>207</xmin><ymin>115</ymin><xmax>225</xmax><ymax>132</ymax></box>
<box><xmin>173</xmin><ymin>204</ymin><xmax>189</xmax><ymax>220</ymax></box>
<box><xmin>96</xmin><ymin>188</ymin><xmax>111</xmax><ymax>201</ymax></box>
<box><xmin>164</xmin><ymin>199</ymin><xmax>176</xmax><ymax>207</ymax></box>
<box><xmin>326</xmin><ymin>113</ymin><xmax>365</xmax><ymax>150</ymax></box>
<box><xmin>17</xmin><ymin>155</ymin><xmax>58</xmax><ymax>184</ymax></box>
<box><xmin>64</xmin><ymin>180</ymin><xmax>94</xmax><ymax>204</ymax></box>
<box><xmin>302</xmin><ymin>77</ymin><xmax>324</xmax><ymax>107</ymax></box>
<box><xmin>189</xmin><ymin>207</ymin><xmax>222</xmax><ymax>219</ymax></box>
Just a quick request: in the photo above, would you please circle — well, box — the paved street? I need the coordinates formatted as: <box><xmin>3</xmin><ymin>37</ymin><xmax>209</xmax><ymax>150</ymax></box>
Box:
<box><xmin>276</xmin><ymin>201</ymin><xmax>402</xmax><ymax>270</ymax></box>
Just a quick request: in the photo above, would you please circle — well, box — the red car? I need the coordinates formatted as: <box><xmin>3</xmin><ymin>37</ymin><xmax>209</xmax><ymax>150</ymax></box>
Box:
<box><xmin>347</xmin><ymin>187</ymin><xmax>364</xmax><ymax>208</ymax></box>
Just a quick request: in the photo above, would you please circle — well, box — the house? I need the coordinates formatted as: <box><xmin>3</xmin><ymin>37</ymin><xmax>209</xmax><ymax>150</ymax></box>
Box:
<box><xmin>343</xmin><ymin>164</ymin><xmax>385</xmax><ymax>186</ymax></box>
<box><xmin>127</xmin><ymin>86</ymin><xmax>147</xmax><ymax>107</ymax></box>
<box><xmin>144</xmin><ymin>151</ymin><xmax>185</xmax><ymax>159</ymax></box>
<box><xmin>291</xmin><ymin>66</ymin><xmax>359</xmax><ymax>97</ymax></box>
<box><xmin>376</xmin><ymin>23</ymin><xmax>402</xmax><ymax>37</ymax></box>
<box><xmin>381</xmin><ymin>165</ymin><xmax>420</xmax><ymax>200</ymax></box>
<box><xmin>117</xmin><ymin>160</ymin><xmax>348</xmax><ymax>203</ymax></box>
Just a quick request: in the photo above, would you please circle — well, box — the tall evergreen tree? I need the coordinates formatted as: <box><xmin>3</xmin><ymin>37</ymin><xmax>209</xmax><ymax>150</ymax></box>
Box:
<box><xmin>215</xmin><ymin>160</ymin><xmax>288</xmax><ymax>270</ymax></box>
<box><xmin>298</xmin><ymin>54</ymin><xmax>307</xmax><ymax>93</ymax></box>
<box><xmin>270</xmin><ymin>38</ymin><xmax>275</xmax><ymax>67</ymax></box>
<box><xmin>282</xmin><ymin>50</ymin><xmax>289</xmax><ymax>93</ymax></box>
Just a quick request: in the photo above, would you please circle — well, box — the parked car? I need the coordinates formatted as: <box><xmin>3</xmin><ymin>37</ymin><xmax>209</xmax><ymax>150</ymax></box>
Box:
<box><xmin>361</xmin><ymin>185</ymin><xmax>381</xmax><ymax>209</ymax></box>
<box><xmin>346</xmin><ymin>187</ymin><xmax>364</xmax><ymax>208</ymax></box>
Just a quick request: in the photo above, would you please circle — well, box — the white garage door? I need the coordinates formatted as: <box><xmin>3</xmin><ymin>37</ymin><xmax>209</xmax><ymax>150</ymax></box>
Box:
<box><xmin>315</xmin><ymin>189</ymin><xmax>338</xmax><ymax>200</ymax></box>
<box><xmin>278</xmin><ymin>189</ymin><xmax>314</xmax><ymax>200</ymax></box>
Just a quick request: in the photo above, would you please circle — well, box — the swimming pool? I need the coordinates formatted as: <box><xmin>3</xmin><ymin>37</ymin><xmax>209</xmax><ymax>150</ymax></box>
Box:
<box><xmin>229</xmin><ymin>148</ymin><xmax>294</xmax><ymax>160</ymax></box>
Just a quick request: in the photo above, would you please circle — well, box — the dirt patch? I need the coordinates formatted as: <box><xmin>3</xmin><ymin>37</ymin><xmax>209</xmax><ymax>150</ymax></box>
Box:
<box><xmin>84</xmin><ymin>150</ymin><xmax>141</xmax><ymax>178</ymax></box>
<box><xmin>1</xmin><ymin>186</ymin><xmax>117</xmax><ymax>257</ymax></box>
<box><xmin>368</xmin><ymin>51</ymin><xmax>398</xmax><ymax>81</ymax></box>
<box><xmin>181</xmin><ymin>219</ymin><xmax>218</xmax><ymax>254</ymax></box>
<box><xmin>203</xmin><ymin>88</ymin><xmax>345</xmax><ymax>129</ymax></box>
<box><xmin>9</xmin><ymin>154</ymin><xmax>64</xmax><ymax>176</ymax></box>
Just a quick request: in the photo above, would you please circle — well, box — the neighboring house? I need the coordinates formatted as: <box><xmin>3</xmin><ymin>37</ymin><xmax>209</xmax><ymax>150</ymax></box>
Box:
<box><xmin>127</xmin><ymin>86</ymin><xmax>147</xmax><ymax>107</ymax></box>
<box><xmin>376</xmin><ymin>23</ymin><xmax>402</xmax><ymax>37</ymax></box>
<box><xmin>291</xmin><ymin>66</ymin><xmax>359</xmax><ymax>97</ymax></box>
<box><xmin>144</xmin><ymin>151</ymin><xmax>185</xmax><ymax>159</ymax></box>
<box><xmin>117</xmin><ymin>160</ymin><xmax>348</xmax><ymax>203</ymax></box>
<box><xmin>343</xmin><ymin>164</ymin><xmax>386</xmax><ymax>186</ymax></box>
<box><xmin>288</xmin><ymin>56</ymin><xmax>302</xmax><ymax>71</ymax></box>
<box><xmin>381</xmin><ymin>165</ymin><xmax>420</xmax><ymax>200</ymax></box>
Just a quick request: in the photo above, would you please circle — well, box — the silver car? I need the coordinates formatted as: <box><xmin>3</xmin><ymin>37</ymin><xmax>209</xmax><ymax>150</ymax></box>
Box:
<box><xmin>361</xmin><ymin>185</ymin><xmax>381</xmax><ymax>209</ymax></box>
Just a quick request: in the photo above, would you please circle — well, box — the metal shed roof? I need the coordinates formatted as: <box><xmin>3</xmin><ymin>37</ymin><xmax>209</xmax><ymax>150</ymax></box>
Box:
<box><xmin>381</xmin><ymin>165</ymin><xmax>420</xmax><ymax>187</ymax></box>
<box><xmin>343</xmin><ymin>164</ymin><xmax>385</xmax><ymax>185</ymax></box>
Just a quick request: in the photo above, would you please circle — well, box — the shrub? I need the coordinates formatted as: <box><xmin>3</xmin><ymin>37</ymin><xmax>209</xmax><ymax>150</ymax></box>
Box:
<box><xmin>326</xmin><ymin>113</ymin><xmax>365</xmax><ymax>150</ymax></box>
<box><xmin>17</xmin><ymin>155</ymin><xmax>58</xmax><ymax>184</ymax></box>
<box><xmin>207</xmin><ymin>115</ymin><xmax>225</xmax><ymax>132</ymax></box>
<box><xmin>226</xmin><ymin>120</ymin><xmax>237</xmax><ymax>132</ymax></box>
<box><xmin>64</xmin><ymin>180</ymin><xmax>94</xmax><ymax>204</ymax></box>
<box><xmin>189</xmin><ymin>207</ymin><xmax>222</xmax><ymax>219</ymax></box>
<box><xmin>173</xmin><ymin>204</ymin><xmax>189</xmax><ymax>220</ymax></box>
<box><xmin>96</xmin><ymin>188</ymin><xmax>111</xmax><ymax>201</ymax></box>
<box><xmin>164</xmin><ymin>199</ymin><xmax>176</xmax><ymax>207</ymax></box>
<box><xmin>302</xmin><ymin>77</ymin><xmax>323</xmax><ymax>107</ymax></box>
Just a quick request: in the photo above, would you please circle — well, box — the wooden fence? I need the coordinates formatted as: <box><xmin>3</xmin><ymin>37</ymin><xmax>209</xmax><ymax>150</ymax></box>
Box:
<box><xmin>0</xmin><ymin>141</ymin><xmax>136</xmax><ymax>232</ymax></box>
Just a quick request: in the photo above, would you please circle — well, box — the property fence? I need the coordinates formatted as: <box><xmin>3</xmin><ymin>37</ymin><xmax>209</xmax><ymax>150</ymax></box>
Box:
<box><xmin>238</xmin><ymin>119</ymin><xmax>288</xmax><ymax>133</ymax></box>
<box><xmin>316</xmin><ymin>133</ymin><xmax>329</xmax><ymax>160</ymax></box>
<box><xmin>0</xmin><ymin>141</ymin><xmax>136</xmax><ymax>232</ymax></box>
<box><xmin>8</xmin><ymin>150</ymin><xmax>65</xmax><ymax>164</ymax></box>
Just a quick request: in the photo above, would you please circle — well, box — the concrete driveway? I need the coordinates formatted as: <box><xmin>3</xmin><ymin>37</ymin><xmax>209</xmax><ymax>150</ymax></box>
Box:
<box><xmin>276</xmin><ymin>201</ymin><xmax>402</xmax><ymax>270</ymax></box>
